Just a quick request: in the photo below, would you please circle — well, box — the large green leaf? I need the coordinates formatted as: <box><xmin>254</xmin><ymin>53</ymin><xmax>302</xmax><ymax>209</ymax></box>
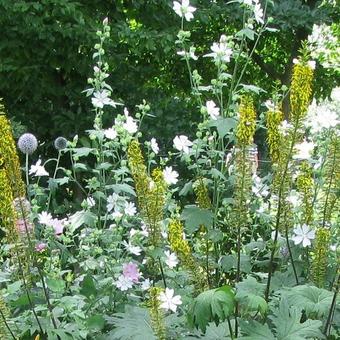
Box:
<box><xmin>236</xmin><ymin>276</ymin><xmax>267</xmax><ymax>316</ymax></box>
<box><xmin>270</xmin><ymin>298</ymin><xmax>324</xmax><ymax>340</ymax></box>
<box><xmin>108</xmin><ymin>306</ymin><xmax>156</xmax><ymax>340</ymax></box>
<box><xmin>239</xmin><ymin>320</ymin><xmax>275</xmax><ymax>340</ymax></box>
<box><xmin>284</xmin><ymin>285</ymin><xmax>334</xmax><ymax>318</ymax></box>
<box><xmin>189</xmin><ymin>286</ymin><xmax>235</xmax><ymax>333</ymax></box>
<box><xmin>181</xmin><ymin>205</ymin><xmax>213</xmax><ymax>234</ymax></box>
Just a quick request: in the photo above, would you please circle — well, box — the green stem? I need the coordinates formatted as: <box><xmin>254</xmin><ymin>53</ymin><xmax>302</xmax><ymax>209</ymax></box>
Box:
<box><xmin>46</xmin><ymin>151</ymin><xmax>61</xmax><ymax>210</ymax></box>
<box><xmin>0</xmin><ymin>308</ymin><xmax>17</xmax><ymax>340</ymax></box>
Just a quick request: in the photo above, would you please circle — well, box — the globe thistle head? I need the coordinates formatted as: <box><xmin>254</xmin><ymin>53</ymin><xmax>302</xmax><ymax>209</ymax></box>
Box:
<box><xmin>18</xmin><ymin>133</ymin><xmax>38</xmax><ymax>155</ymax></box>
<box><xmin>54</xmin><ymin>136</ymin><xmax>67</xmax><ymax>151</ymax></box>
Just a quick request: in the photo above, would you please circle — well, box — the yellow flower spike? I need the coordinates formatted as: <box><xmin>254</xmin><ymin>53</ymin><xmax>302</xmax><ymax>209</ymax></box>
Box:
<box><xmin>311</xmin><ymin>227</ymin><xmax>330</xmax><ymax>288</ymax></box>
<box><xmin>148</xmin><ymin>287</ymin><xmax>166</xmax><ymax>340</ymax></box>
<box><xmin>194</xmin><ymin>177</ymin><xmax>211</xmax><ymax>210</ymax></box>
<box><xmin>296</xmin><ymin>161</ymin><xmax>314</xmax><ymax>225</ymax></box>
<box><xmin>0</xmin><ymin>101</ymin><xmax>26</xmax><ymax>198</ymax></box>
<box><xmin>236</xmin><ymin>96</ymin><xmax>257</xmax><ymax>147</ymax></box>
<box><xmin>266</xmin><ymin>109</ymin><xmax>283</xmax><ymax>164</ymax></box>
<box><xmin>290</xmin><ymin>63</ymin><xmax>314</xmax><ymax>124</ymax></box>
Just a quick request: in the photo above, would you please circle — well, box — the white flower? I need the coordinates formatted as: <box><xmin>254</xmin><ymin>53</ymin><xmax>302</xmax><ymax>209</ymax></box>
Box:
<box><xmin>292</xmin><ymin>224</ymin><xmax>315</xmax><ymax>247</ymax></box>
<box><xmin>279</xmin><ymin>120</ymin><xmax>292</xmax><ymax>136</ymax></box>
<box><xmin>205</xmin><ymin>36</ymin><xmax>233</xmax><ymax>63</ymax></box>
<box><xmin>205</xmin><ymin>100</ymin><xmax>220</xmax><ymax>120</ymax></box>
<box><xmin>104</xmin><ymin>128</ymin><xmax>117</xmax><ymax>140</ymax></box>
<box><xmin>243</xmin><ymin>0</ymin><xmax>253</xmax><ymax>5</ymax></box>
<box><xmin>253</xmin><ymin>0</ymin><xmax>264</xmax><ymax>24</ymax></box>
<box><xmin>308</xmin><ymin>60</ymin><xmax>316</xmax><ymax>70</ymax></box>
<box><xmin>29</xmin><ymin>159</ymin><xmax>49</xmax><ymax>177</ymax></box>
<box><xmin>111</xmin><ymin>209</ymin><xmax>123</xmax><ymax>220</ymax></box>
<box><xmin>38</xmin><ymin>211</ymin><xmax>53</xmax><ymax>225</ymax></box>
<box><xmin>122</xmin><ymin>240</ymin><xmax>142</xmax><ymax>256</ymax></box>
<box><xmin>173</xmin><ymin>0</ymin><xmax>196</xmax><ymax>22</ymax></box>
<box><xmin>150</xmin><ymin>138</ymin><xmax>159</xmax><ymax>154</ymax></box>
<box><xmin>293</xmin><ymin>140</ymin><xmax>315</xmax><ymax>160</ymax></box>
<box><xmin>107</xmin><ymin>193</ymin><xmax>119</xmax><ymax>212</ymax></box>
<box><xmin>286</xmin><ymin>190</ymin><xmax>301</xmax><ymax>208</ymax></box>
<box><xmin>123</xmin><ymin>108</ymin><xmax>138</xmax><ymax>134</ymax></box>
<box><xmin>163</xmin><ymin>166</ymin><xmax>179</xmax><ymax>185</ymax></box>
<box><xmin>141</xmin><ymin>223</ymin><xmax>149</xmax><ymax>237</ymax></box>
<box><xmin>331</xmin><ymin>87</ymin><xmax>340</xmax><ymax>102</ymax></box>
<box><xmin>177</xmin><ymin>47</ymin><xmax>198</xmax><ymax>60</ymax></box>
<box><xmin>159</xmin><ymin>288</ymin><xmax>182</xmax><ymax>313</ymax></box>
<box><xmin>141</xmin><ymin>278</ymin><xmax>151</xmax><ymax>291</ymax></box>
<box><xmin>164</xmin><ymin>250</ymin><xmax>178</xmax><ymax>269</ymax></box>
<box><xmin>115</xmin><ymin>275</ymin><xmax>133</xmax><ymax>291</ymax></box>
<box><xmin>91</xmin><ymin>90</ymin><xmax>117</xmax><ymax>108</ymax></box>
<box><xmin>124</xmin><ymin>202</ymin><xmax>137</xmax><ymax>216</ymax></box>
<box><xmin>173</xmin><ymin>135</ymin><xmax>193</xmax><ymax>154</ymax></box>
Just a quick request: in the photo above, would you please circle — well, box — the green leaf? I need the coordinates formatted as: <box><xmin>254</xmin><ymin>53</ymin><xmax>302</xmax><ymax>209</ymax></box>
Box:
<box><xmin>179</xmin><ymin>181</ymin><xmax>193</xmax><ymax>196</ymax></box>
<box><xmin>80</xmin><ymin>275</ymin><xmax>97</xmax><ymax>298</ymax></box>
<box><xmin>109</xmin><ymin>306</ymin><xmax>156</xmax><ymax>340</ymax></box>
<box><xmin>270</xmin><ymin>297</ymin><xmax>324</xmax><ymax>340</ymax></box>
<box><xmin>87</xmin><ymin>314</ymin><xmax>105</xmax><ymax>331</ymax></box>
<box><xmin>181</xmin><ymin>205</ymin><xmax>213</xmax><ymax>234</ymax></box>
<box><xmin>189</xmin><ymin>285</ymin><xmax>235</xmax><ymax>333</ymax></box>
<box><xmin>236</xmin><ymin>276</ymin><xmax>267</xmax><ymax>316</ymax></box>
<box><xmin>209</xmin><ymin>118</ymin><xmax>237</xmax><ymax>138</ymax></box>
<box><xmin>72</xmin><ymin>147</ymin><xmax>95</xmax><ymax>157</ymax></box>
<box><xmin>69</xmin><ymin>210</ymin><xmax>97</xmax><ymax>232</ymax></box>
<box><xmin>284</xmin><ymin>285</ymin><xmax>333</xmax><ymax>318</ymax></box>
<box><xmin>239</xmin><ymin>320</ymin><xmax>275</xmax><ymax>340</ymax></box>
<box><xmin>46</xmin><ymin>278</ymin><xmax>65</xmax><ymax>293</ymax></box>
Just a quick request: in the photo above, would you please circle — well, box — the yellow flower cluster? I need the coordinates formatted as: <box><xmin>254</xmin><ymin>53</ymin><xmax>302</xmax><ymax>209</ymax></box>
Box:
<box><xmin>290</xmin><ymin>63</ymin><xmax>314</xmax><ymax>124</ymax></box>
<box><xmin>194</xmin><ymin>177</ymin><xmax>211</xmax><ymax>210</ymax></box>
<box><xmin>297</xmin><ymin>161</ymin><xmax>314</xmax><ymax>225</ymax></box>
<box><xmin>127</xmin><ymin>140</ymin><xmax>166</xmax><ymax>246</ymax></box>
<box><xmin>236</xmin><ymin>96</ymin><xmax>257</xmax><ymax>147</ymax></box>
<box><xmin>0</xmin><ymin>294</ymin><xmax>10</xmax><ymax>339</ymax></box>
<box><xmin>266</xmin><ymin>109</ymin><xmax>283</xmax><ymax>164</ymax></box>
<box><xmin>311</xmin><ymin>227</ymin><xmax>330</xmax><ymax>288</ymax></box>
<box><xmin>0</xmin><ymin>102</ymin><xmax>25</xmax><ymax>198</ymax></box>
<box><xmin>148</xmin><ymin>287</ymin><xmax>166</xmax><ymax>340</ymax></box>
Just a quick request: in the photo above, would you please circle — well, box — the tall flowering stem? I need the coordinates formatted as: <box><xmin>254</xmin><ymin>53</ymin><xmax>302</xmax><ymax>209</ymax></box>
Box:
<box><xmin>266</xmin><ymin>108</ymin><xmax>283</xmax><ymax>165</ymax></box>
<box><xmin>265</xmin><ymin>59</ymin><xmax>314</xmax><ymax>301</ymax></box>
<box><xmin>148</xmin><ymin>287</ymin><xmax>166</xmax><ymax>340</ymax></box>
<box><xmin>128</xmin><ymin>140</ymin><xmax>166</xmax><ymax>246</ymax></box>
<box><xmin>311</xmin><ymin>227</ymin><xmax>330</xmax><ymax>288</ymax></box>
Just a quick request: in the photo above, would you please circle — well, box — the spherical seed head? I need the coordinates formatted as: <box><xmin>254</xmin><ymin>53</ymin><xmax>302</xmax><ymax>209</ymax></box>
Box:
<box><xmin>18</xmin><ymin>133</ymin><xmax>38</xmax><ymax>155</ymax></box>
<box><xmin>54</xmin><ymin>136</ymin><xmax>67</xmax><ymax>150</ymax></box>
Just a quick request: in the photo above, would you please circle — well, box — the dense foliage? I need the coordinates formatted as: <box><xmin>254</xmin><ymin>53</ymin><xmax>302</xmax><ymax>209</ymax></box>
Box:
<box><xmin>0</xmin><ymin>1</ymin><xmax>339</xmax><ymax>340</ymax></box>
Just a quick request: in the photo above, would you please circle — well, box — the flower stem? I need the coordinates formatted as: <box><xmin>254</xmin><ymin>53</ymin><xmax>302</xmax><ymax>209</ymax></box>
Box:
<box><xmin>0</xmin><ymin>308</ymin><xmax>17</xmax><ymax>340</ymax></box>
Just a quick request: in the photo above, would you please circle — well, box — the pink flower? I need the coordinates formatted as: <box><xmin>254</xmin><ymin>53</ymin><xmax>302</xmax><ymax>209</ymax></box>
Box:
<box><xmin>122</xmin><ymin>262</ymin><xmax>140</xmax><ymax>283</ymax></box>
<box><xmin>35</xmin><ymin>243</ymin><xmax>47</xmax><ymax>252</ymax></box>
<box><xmin>50</xmin><ymin>218</ymin><xmax>64</xmax><ymax>235</ymax></box>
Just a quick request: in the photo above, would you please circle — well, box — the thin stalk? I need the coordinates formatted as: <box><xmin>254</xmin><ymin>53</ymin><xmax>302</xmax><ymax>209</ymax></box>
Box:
<box><xmin>284</xmin><ymin>223</ymin><xmax>299</xmax><ymax>284</ymax></box>
<box><xmin>24</xmin><ymin>153</ymin><xmax>31</xmax><ymax>204</ymax></box>
<box><xmin>46</xmin><ymin>151</ymin><xmax>61</xmax><ymax>210</ymax></box>
<box><xmin>324</xmin><ymin>273</ymin><xmax>339</xmax><ymax>336</ymax></box>
<box><xmin>227</xmin><ymin>317</ymin><xmax>234</xmax><ymax>340</ymax></box>
<box><xmin>0</xmin><ymin>308</ymin><xmax>17</xmax><ymax>340</ymax></box>
<box><xmin>158</xmin><ymin>258</ymin><xmax>167</xmax><ymax>288</ymax></box>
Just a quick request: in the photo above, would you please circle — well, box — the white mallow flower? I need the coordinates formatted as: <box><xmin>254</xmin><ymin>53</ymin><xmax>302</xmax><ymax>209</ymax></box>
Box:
<box><xmin>163</xmin><ymin>166</ymin><xmax>179</xmax><ymax>185</ymax></box>
<box><xmin>122</xmin><ymin>240</ymin><xmax>142</xmax><ymax>256</ymax></box>
<box><xmin>38</xmin><ymin>211</ymin><xmax>53</xmax><ymax>225</ymax></box>
<box><xmin>29</xmin><ymin>159</ymin><xmax>49</xmax><ymax>177</ymax></box>
<box><xmin>177</xmin><ymin>47</ymin><xmax>198</xmax><ymax>60</ymax></box>
<box><xmin>111</xmin><ymin>209</ymin><xmax>123</xmax><ymax>220</ymax></box>
<box><xmin>293</xmin><ymin>140</ymin><xmax>315</xmax><ymax>160</ymax></box>
<box><xmin>279</xmin><ymin>120</ymin><xmax>292</xmax><ymax>136</ymax></box>
<box><xmin>159</xmin><ymin>288</ymin><xmax>182</xmax><ymax>313</ymax></box>
<box><xmin>107</xmin><ymin>193</ymin><xmax>119</xmax><ymax>212</ymax></box>
<box><xmin>104</xmin><ymin>127</ymin><xmax>117</xmax><ymax>140</ymax></box>
<box><xmin>124</xmin><ymin>202</ymin><xmax>137</xmax><ymax>216</ymax></box>
<box><xmin>205</xmin><ymin>39</ymin><xmax>233</xmax><ymax>63</ymax></box>
<box><xmin>173</xmin><ymin>135</ymin><xmax>193</xmax><ymax>154</ymax></box>
<box><xmin>150</xmin><ymin>138</ymin><xmax>159</xmax><ymax>154</ymax></box>
<box><xmin>91</xmin><ymin>90</ymin><xmax>117</xmax><ymax>108</ymax></box>
<box><xmin>292</xmin><ymin>224</ymin><xmax>315</xmax><ymax>247</ymax></box>
<box><xmin>115</xmin><ymin>275</ymin><xmax>133</xmax><ymax>291</ymax></box>
<box><xmin>253</xmin><ymin>0</ymin><xmax>264</xmax><ymax>24</ymax></box>
<box><xmin>331</xmin><ymin>87</ymin><xmax>340</xmax><ymax>102</ymax></box>
<box><xmin>164</xmin><ymin>250</ymin><xmax>178</xmax><ymax>269</ymax></box>
<box><xmin>123</xmin><ymin>108</ymin><xmax>138</xmax><ymax>134</ymax></box>
<box><xmin>173</xmin><ymin>0</ymin><xmax>196</xmax><ymax>22</ymax></box>
<box><xmin>141</xmin><ymin>278</ymin><xmax>151</xmax><ymax>291</ymax></box>
<box><xmin>286</xmin><ymin>190</ymin><xmax>301</xmax><ymax>208</ymax></box>
<box><xmin>205</xmin><ymin>100</ymin><xmax>220</xmax><ymax>120</ymax></box>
